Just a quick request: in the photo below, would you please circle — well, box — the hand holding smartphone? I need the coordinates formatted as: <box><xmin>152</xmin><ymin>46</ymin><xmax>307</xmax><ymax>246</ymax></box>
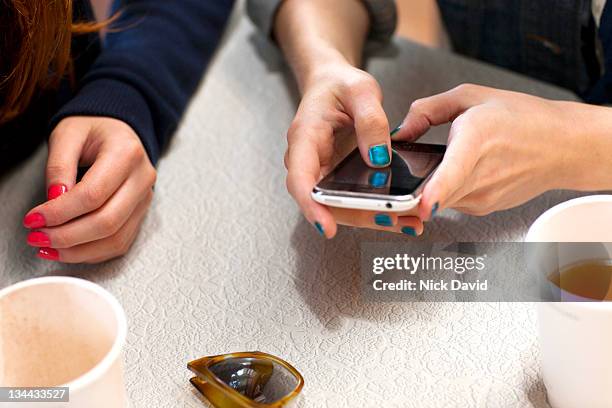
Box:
<box><xmin>312</xmin><ymin>142</ymin><xmax>446</xmax><ymax>216</ymax></box>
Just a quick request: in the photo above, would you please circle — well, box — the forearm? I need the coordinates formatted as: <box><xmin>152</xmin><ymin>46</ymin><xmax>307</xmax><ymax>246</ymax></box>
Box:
<box><xmin>555</xmin><ymin>101</ymin><xmax>612</xmax><ymax>191</ymax></box>
<box><xmin>53</xmin><ymin>0</ymin><xmax>235</xmax><ymax>165</ymax></box>
<box><xmin>274</xmin><ymin>0</ymin><xmax>370</xmax><ymax>92</ymax></box>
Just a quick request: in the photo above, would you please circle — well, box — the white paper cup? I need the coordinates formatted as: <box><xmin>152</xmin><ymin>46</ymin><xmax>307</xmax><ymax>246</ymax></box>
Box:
<box><xmin>526</xmin><ymin>195</ymin><xmax>612</xmax><ymax>408</ymax></box>
<box><xmin>0</xmin><ymin>277</ymin><xmax>128</xmax><ymax>408</ymax></box>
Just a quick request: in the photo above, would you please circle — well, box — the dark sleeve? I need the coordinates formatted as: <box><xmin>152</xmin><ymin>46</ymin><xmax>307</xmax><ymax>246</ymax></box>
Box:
<box><xmin>51</xmin><ymin>0</ymin><xmax>235</xmax><ymax>165</ymax></box>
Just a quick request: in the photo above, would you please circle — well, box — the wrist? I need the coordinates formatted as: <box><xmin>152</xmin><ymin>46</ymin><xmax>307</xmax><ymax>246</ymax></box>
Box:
<box><xmin>299</xmin><ymin>50</ymin><xmax>357</xmax><ymax>92</ymax></box>
<box><xmin>553</xmin><ymin>101</ymin><xmax>612</xmax><ymax>191</ymax></box>
<box><xmin>274</xmin><ymin>0</ymin><xmax>369</xmax><ymax>93</ymax></box>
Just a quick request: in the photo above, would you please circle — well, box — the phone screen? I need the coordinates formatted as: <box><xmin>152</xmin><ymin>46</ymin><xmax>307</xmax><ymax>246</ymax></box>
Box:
<box><xmin>316</xmin><ymin>142</ymin><xmax>445</xmax><ymax>197</ymax></box>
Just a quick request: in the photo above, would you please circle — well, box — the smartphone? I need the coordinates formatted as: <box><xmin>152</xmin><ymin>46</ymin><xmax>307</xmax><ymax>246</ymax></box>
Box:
<box><xmin>312</xmin><ymin>142</ymin><xmax>446</xmax><ymax>215</ymax></box>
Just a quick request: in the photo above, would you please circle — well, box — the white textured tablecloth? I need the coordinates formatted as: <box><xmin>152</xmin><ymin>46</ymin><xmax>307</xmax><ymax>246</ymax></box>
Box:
<box><xmin>0</xmin><ymin>4</ymin><xmax>588</xmax><ymax>407</ymax></box>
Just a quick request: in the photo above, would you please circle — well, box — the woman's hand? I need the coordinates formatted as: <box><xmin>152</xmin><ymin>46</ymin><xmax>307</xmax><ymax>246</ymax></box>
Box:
<box><xmin>285</xmin><ymin>62</ymin><xmax>424</xmax><ymax>238</ymax></box>
<box><xmin>393</xmin><ymin>84</ymin><xmax>612</xmax><ymax>219</ymax></box>
<box><xmin>274</xmin><ymin>0</ymin><xmax>424</xmax><ymax>238</ymax></box>
<box><xmin>23</xmin><ymin>116</ymin><xmax>156</xmax><ymax>263</ymax></box>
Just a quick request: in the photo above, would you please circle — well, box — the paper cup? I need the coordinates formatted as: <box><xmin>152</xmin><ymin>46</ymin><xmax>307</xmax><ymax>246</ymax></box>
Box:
<box><xmin>526</xmin><ymin>195</ymin><xmax>612</xmax><ymax>408</ymax></box>
<box><xmin>0</xmin><ymin>277</ymin><xmax>128</xmax><ymax>408</ymax></box>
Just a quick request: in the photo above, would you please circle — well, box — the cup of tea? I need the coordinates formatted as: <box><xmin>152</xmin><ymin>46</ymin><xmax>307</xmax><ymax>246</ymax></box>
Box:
<box><xmin>0</xmin><ymin>276</ymin><xmax>128</xmax><ymax>408</ymax></box>
<box><xmin>526</xmin><ymin>195</ymin><xmax>612</xmax><ymax>408</ymax></box>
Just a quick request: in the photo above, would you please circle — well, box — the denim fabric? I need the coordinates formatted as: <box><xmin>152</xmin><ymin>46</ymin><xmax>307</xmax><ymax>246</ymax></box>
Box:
<box><xmin>437</xmin><ymin>0</ymin><xmax>599</xmax><ymax>98</ymax></box>
<box><xmin>588</xmin><ymin>0</ymin><xmax>612</xmax><ymax>102</ymax></box>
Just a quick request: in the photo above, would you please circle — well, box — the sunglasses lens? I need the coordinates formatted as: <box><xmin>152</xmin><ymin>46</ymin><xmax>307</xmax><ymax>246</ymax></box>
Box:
<box><xmin>209</xmin><ymin>357</ymin><xmax>299</xmax><ymax>404</ymax></box>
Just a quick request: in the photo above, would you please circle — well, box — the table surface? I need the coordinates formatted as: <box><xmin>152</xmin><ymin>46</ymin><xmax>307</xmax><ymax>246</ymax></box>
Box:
<box><xmin>0</xmin><ymin>5</ymin><xmax>588</xmax><ymax>408</ymax></box>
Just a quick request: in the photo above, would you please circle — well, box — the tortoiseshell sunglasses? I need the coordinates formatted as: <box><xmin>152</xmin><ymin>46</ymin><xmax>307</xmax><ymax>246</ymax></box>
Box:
<box><xmin>188</xmin><ymin>351</ymin><xmax>304</xmax><ymax>408</ymax></box>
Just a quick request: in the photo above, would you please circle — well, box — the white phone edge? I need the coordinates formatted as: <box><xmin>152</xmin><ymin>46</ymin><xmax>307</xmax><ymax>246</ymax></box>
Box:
<box><xmin>311</xmin><ymin>190</ymin><xmax>421</xmax><ymax>216</ymax></box>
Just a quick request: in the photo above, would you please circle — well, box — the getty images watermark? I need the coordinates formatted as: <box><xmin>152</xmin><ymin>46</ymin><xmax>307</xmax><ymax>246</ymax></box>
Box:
<box><xmin>372</xmin><ymin>252</ymin><xmax>488</xmax><ymax>292</ymax></box>
<box><xmin>0</xmin><ymin>387</ymin><xmax>69</xmax><ymax>403</ymax></box>
<box><xmin>360</xmin><ymin>242</ymin><xmax>607</xmax><ymax>302</ymax></box>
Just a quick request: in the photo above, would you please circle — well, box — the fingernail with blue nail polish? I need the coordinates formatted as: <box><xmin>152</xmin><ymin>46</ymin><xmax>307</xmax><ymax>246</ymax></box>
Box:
<box><xmin>374</xmin><ymin>214</ymin><xmax>393</xmax><ymax>227</ymax></box>
<box><xmin>401</xmin><ymin>226</ymin><xmax>417</xmax><ymax>236</ymax></box>
<box><xmin>368</xmin><ymin>171</ymin><xmax>389</xmax><ymax>188</ymax></box>
<box><xmin>368</xmin><ymin>144</ymin><xmax>390</xmax><ymax>167</ymax></box>
<box><xmin>431</xmin><ymin>202</ymin><xmax>439</xmax><ymax>218</ymax></box>
<box><xmin>390</xmin><ymin>124</ymin><xmax>402</xmax><ymax>137</ymax></box>
<box><xmin>314</xmin><ymin>222</ymin><xmax>325</xmax><ymax>236</ymax></box>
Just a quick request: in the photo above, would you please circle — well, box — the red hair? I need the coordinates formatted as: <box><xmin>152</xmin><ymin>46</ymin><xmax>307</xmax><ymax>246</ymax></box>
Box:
<box><xmin>0</xmin><ymin>1</ymin><xmax>113</xmax><ymax>124</ymax></box>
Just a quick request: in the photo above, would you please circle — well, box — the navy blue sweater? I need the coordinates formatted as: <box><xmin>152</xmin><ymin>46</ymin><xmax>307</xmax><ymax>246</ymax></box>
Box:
<box><xmin>1</xmin><ymin>0</ymin><xmax>234</xmax><ymax>170</ymax></box>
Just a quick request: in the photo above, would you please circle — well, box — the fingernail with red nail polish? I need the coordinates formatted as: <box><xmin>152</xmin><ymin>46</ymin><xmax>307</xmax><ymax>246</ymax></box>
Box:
<box><xmin>27</xmin><ymin>231</ymin><xmax>51</xmax><ymax>247</ymax></box>
<box><xmin>37</xmin><ymin>248</ymin><xmax>59</xmax><ymax>261</ymax></box>
<box><xmin>23</xmin><ymin>213</ymin><xmax>46</xmax><ymax>229</ymax></box>
<box><xmin>48</xmin><ymin>184</ymin><xmax>67</xmax><ymax>200</ymax></box>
